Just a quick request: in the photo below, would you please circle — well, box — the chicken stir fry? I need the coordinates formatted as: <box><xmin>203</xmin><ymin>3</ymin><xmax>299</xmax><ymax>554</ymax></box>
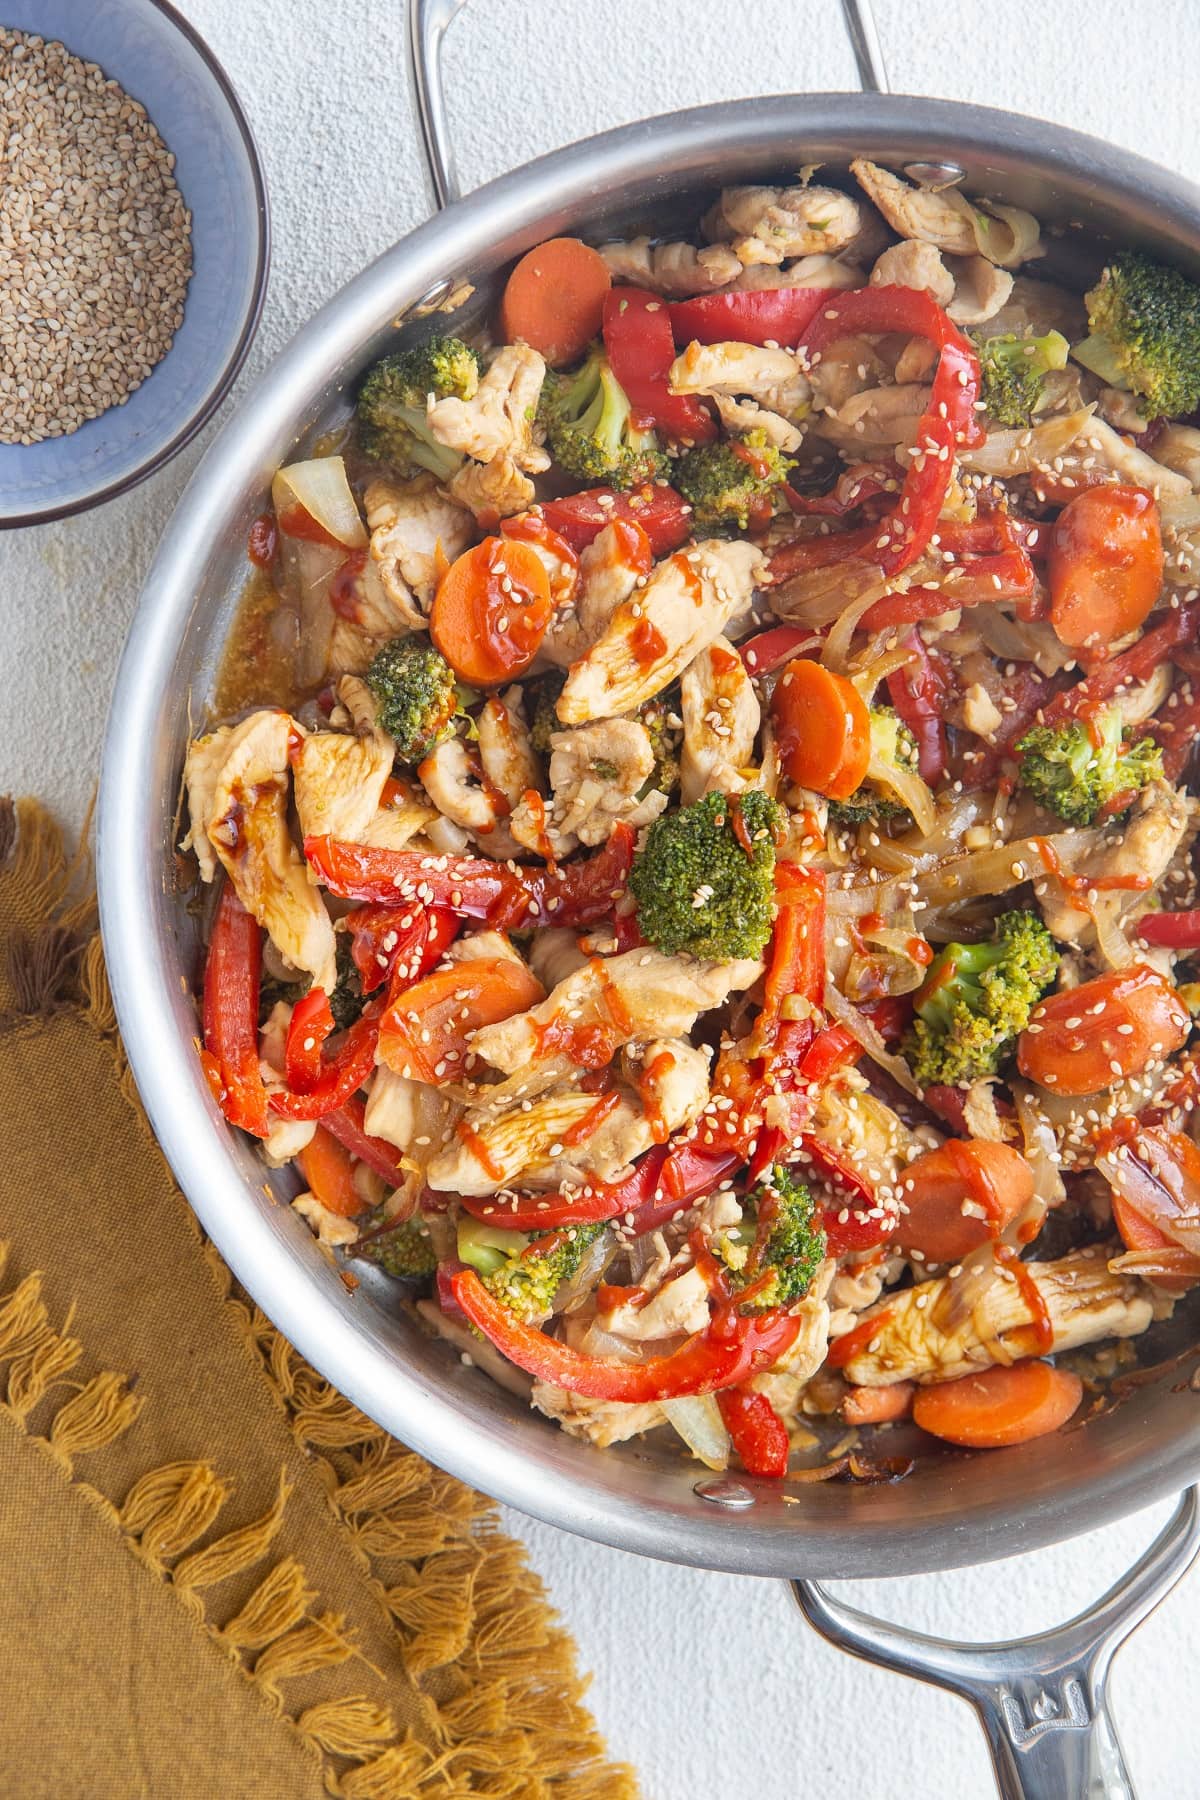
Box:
<box><xmin>192</xmin><ymin>164</ymin><xmax>1200</xmax><ymax>1481</ymax></box>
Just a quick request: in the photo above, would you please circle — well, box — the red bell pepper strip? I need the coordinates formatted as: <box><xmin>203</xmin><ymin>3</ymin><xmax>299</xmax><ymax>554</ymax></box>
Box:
<box><xmin>284</xmin><ymin>987</ymin><xmax>335</xmax><ymax>1093</ymax></box>
<box><xmin>794</xmin><ymin>285</ymin><xmax>981</xmax><ymax>576</ymax></box>
<box><xmin>667</xmin><ymin>285</ymin><xmax>827</xmax><ymax>348</ymax></box>
<box><xmin>738</xmin><ymin>624</ymin><xmax>824</xmax><ymax>675</ymax></box>
<box><xmin>268</xmin><ymin>1001</ymin><xmax>382</xmax><ymax>1121</ymax></box>
<box><xmin>450</xmin><ymin>1266</ymin><xmax>801</xmax><ymax>1401</ymax></box>
<box><xmin>202</xmin><ymin>885</ymin><xmax>269</xmax><ymax>1138</ymax></box>
<box><xmin>517</xmin><ymin>821</ymin><xmax>636</xmax><ymax>927</ymax></box>
<box><xmin>538</xmin><ymin>484</ymin><xmax>693</xmax><ymax>558</ymax></box>
<box><xmin>305</xmin><ymin>827</ymin><xmax>634</xmax><ymax>933</ymax></box>
<box><xmin>886</xmin><ymin>630</ymin><xmax>950</xmax><ymax>785</ymax></box>
<box><xmin>458</xmin><ymin>1138</ymin><xmax>739</xmax><ymax>1230</ymax></box>
<box><xmin>770</xmin><ymin>519</ymin><xmax>882</xmax><ymax>582</ymax></box>
<box><xmin>321</xmin><ymin>1095</ymin><xmax>409</xmax><ymax>1185</ymax></box>
<box><xmin>717</xmin><ymin>1386</ymin><xmax>791</xmax><ymax>1478</ymax></box>
<box><xmin>860</xmin><ymin>548</ymin><xmax>1035</xmax><ymax>632</ymax></box>
<box><xmin>784</xmin><ymin>462</ymin><xmax>897</xmax><ymax>517</ymax></box>
<box><xmin>348</xmin><ymin>902</ymin><xmax>460</xmax><ymax>994</ymax></box>
<box><xmin>1041</xmin><ymin>603</ymin><xmax>1200</xmax><ymax>728</ymax></box>
<box><xmin>826</xmin><ymin>1308</ymin><xmax>893</xmax><ymax>1370</ymax></box>
<box><xmin>306</xmin><ymin>835</ymin><xmax>530</xmax><ymax>923</ymax></box>
<box><xmin>602</xmin><ymin>287</ymin><xmax>716</xmax><ymax>443</ymax></box>
<box><xmin>1136</xmin><ymin>910</ymin><xmax>1200</xmax><ymax>949</ymax></box>
<box><xmin>807</xmin><ymin>1135</ymin><xmax>890</xmax><ymax>1251</ymax></box>
<box><xmin>972</xmin><ymin>666</ymin><xmax>1065</xmax><ymax>787</ymax></box>
<box><xmin>1150</xmin><ymin>688</ymin><xmax>1200</xmax><ymax>782</ymax></box>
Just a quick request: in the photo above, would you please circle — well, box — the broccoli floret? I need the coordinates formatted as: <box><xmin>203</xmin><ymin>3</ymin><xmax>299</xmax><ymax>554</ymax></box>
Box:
<box><xmin>716</xmin><ymin>1165</ymin><xmax>826</xmax><ymax>1313</ymax></box>
<box><xmin>637</xmin><ymin>695</ymin><xmax>682</xmax><ymax>799</ymax></box>
<box><xmin>674</xmin><ymin>429</ymin><xmax>794</xmax><ymax>530</ymax></box>
<box><xmin>524</xmin><ymin>669</ymin><xmax>567</xmax><ymax>758</ymax></box>
<box><xmin>358</xmin><ymin>1214</ymin><xmax>437</xmax><ymax>1280</ymax></box>
<box><xmin>1073</xmin><ymin>252</ymin><xmax>1200</xmax><ymax>419</ymax></box>
<box><xmin>975</xmin><ymin>330</ymin><xmax>1070</xmax><ymax>428</ymax></box>
<box><xmin>903</xmin><ymin>910</ymin><xmax>1060</xmax><ymax>1089</ymax></box>
<box><xmin>540</xmin><ymin>346</ymin><xmax>666</xmax><ymax>489</ymax></box>
<box><xmin>365</xmin><ymin>635</ymin><xmax>459</xmax><ymax>763</ymax></box>
<box><xmin>457</xmin><ymin>1216</ymin><xmax>606</xmax><ymax>1324</ymax></box>
<box><xmin>828</xmin><ymin>708</ymin><xmax>918</xmax><ymax>825</ymax></box>
<box><xmin>329</xmin><ymin>935</ymin><xmax>365</xmax><ymax>1031</ymax></box>
<box><xmin>630</xmin><ymin>790</ymin><xmax>782</xmax><ymax>961</ymax></box>
<box><xmin>356</xmin><ymin>335</ymin><xmax>480</xmax><ymax>476</ymax></box>
<box><xmin>1016</xmin><ymin>705</ymin><xmax>1164</xmax><ymax>827</ymax></box>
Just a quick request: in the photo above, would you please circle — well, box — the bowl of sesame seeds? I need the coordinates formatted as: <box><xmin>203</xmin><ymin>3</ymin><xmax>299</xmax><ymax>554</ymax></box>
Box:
<box><xmin>0</xmin><ymin>0</ymin><xmax>268</xmax><ymax>527</ymax></box>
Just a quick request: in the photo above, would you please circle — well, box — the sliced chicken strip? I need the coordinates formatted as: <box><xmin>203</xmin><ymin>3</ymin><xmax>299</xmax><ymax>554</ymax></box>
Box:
<box><xmin>545</xmin><ymin>718</ymin><xmax>667</xmax><ymax>849</ymax></box>
<box><xmin>186</xmin><ymin>709</ymin><xmax>336</xmax><ymax>993</ymax></box>
<box><xmin>427</xmin><ymin>344</ymin><xmax>550</xmax><ymax>473</ymax></box>
<box><xmin>835</xmin><ymin>1247</ymin><xmax>1161</xmax><ymax>1386</ymax></box>
<box><xmin>531</xmin><ymin>1385</ymin><xmax>668</xmax><ymax>1446</ymax></box>
<box><xmin>449</xmin><ymin>453</ymin><xmax>535</xmax><ymax>521</ymax></box>
<box><xmin>850</xmin><ymin>160</ymin><xmax>1042</xmax><ymax>267</ymax></box>
<box><xmin>703</xmin><ymin>184</ymin><xmax>862</xmax><ymax>265</ymax></box>
<box><xmin>558</xmin><ymin>539</ymin><xmax>766</xmax><ymax>723</ymax></box>
<box><xmin>418</xmin><ymin>736</ymin><xmax>523</xmax><ymax>859</ymax></box>
<box><xmin>540</xmin><ymin>517</ymin><xmax>649</xmax><ymax>670</ymax></box>
<box><xmin>668</xmin><ymin>341</ymin><xmax>811</xmax><ymax>417</ymax></box>
<box><xmin>680</xmin><ymin>635</ymin><xmax>761</xmax><ymax>803</ymax></box>
<box><xmin>598</xmin><ymin>236</ymin><xmax>743</xmax><ymax>296</ymax></box>
<box><xmin>362</xmin><ymin>1065</ymin><xmax>460</xmax><ymax>1175</ymax></box>
<box><xmin>1034</xmin><ymin>785</ymin><xmax>1193</xmax><ymax>954</ymax></box>
<box><xmin>428</xmin><ymin>1037</ymin><xmax>709</xmax><ymax>1196</ymax></box>
<box><xmin>292</xmin><ymin>728</ymin><xmax>394</xmax><ymax>843</ymax></box>
<box><xmin>470</xmin><ymin>947</ymin><xmax>763</xmax><ymax>1085</ymax></box>
<box><xmin>364</xmin><ymin>474</ymin><xmax>474</xmax><ymax>611</ymax></box>
<box><xmin>870</xmin><ymin>240</ymin><xmax>955</xmax><ymax>308</ymax></box>
<box><xmin>477</xmin><ymin>689</ymin><xmax>542</xmax><ymax>813</ymax></box>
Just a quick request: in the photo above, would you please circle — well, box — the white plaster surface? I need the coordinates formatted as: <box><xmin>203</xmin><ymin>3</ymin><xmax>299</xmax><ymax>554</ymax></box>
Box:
<box><xmin>5</xmin><ymin>1</ymin><xmax>1200</xmax><ymax>1793</ymax></box>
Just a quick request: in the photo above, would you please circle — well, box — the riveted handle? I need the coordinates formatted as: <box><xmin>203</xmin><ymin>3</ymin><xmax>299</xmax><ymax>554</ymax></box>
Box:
<box><xmin>405</xmin><ymin>0</ymin><xmax>890</xmax><ymax>211</ymax></box>
<box><xmin>792</xmin><ymin>1486</ymin><xmax>1200</xmax><ymax>1800</ymax></box>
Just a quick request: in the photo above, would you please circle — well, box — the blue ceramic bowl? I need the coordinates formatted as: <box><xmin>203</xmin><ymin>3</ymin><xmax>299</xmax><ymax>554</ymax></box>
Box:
<box><xmin>1</xmin><ymin>0</ymin><xmax>269</xmax><ymax>526</ymax></box>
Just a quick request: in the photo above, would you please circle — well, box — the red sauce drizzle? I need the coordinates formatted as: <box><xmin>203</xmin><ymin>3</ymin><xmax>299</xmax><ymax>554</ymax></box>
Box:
<box><xmin>456</xmin><ymin>1119</ymin><xmax>505</xmax><ymax>1183</ymax></box>
<box><xmin>1034</xmin><ymin>836</ymin><xmax>1152</xmax><ymax>896</ymax></box>
<box><xmin>560</xmin><ymin>1087</ymin><xmax>622</xmax><ymax>1147</ymax></box>
<box><xmin>247</xmin><ymin>512</ymin><xmax>277</xmax><ymax>567</ymax></box>
<box><xmin>276</xmin><ymin>502</ymin><xmax>344</xmax><ymax>548</ymax></box>
<box><xmin>597</xmin><ymin>1282</ymin><xmax>651</xmax><ymax>1313</ymax></box>
<box><xmin>708</xmin><ymin>640</ymin><xmax>741</xmax><ymax>677</ymax></box>
<box><xmin>330</xmin><ymin>549</ymin><xmax>368</xmax><ymax>618</ymax></box>
<box><xmin>609</xmin><ymin>516</ymin><xmax>653</xmax><ymax>576</ymax></box>
<box><xmin>943</xmin><ymin>1138</ymin><xmax>1003</xmax><ymax>1223</ymax></box>
<box><xmin>637</xmin><ymin>1049</ymin><xmax>676</xmax><ymax>1145</ymax></box>
<box><xmin>672</xmin><ymin>553</ymin><xmax>706</xmax><ymax>606</ymax></box>
<box><xmin>827</xmin><ymin>1309</ymin><xmax>894</xmax><ymax>1370</ymax></box>
<box><xmin>630</xmin><ymin>616</ymin><xmax>668</xmax><ymax>668</ymax></box>
<box><xmin>730</xmin><ymin>440</ymin><xmax>772</xmax><ymax>480</ymax></box>
<box><xmin>995</xmin><ymin>1243</ymin><xmax>1054</xmax><ymax>1352</ymax></box>
<box><xmin>520</xmin><ymin>788</ymin><xmax>557</xmax><ymax>865</ymax></box>
<box><xmin>906</xmin><ymin>936</ymin><xmax>935</xmax><ymax>967</ymax></box>
<box><xmin>729</xmin><ymin>795</ymin><xmax>756</xmax><ymax>859</ymax></box>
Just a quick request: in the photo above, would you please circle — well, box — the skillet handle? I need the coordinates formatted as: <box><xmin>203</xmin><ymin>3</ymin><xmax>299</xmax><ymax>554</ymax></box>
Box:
<box><xmin>791</xmin><ymin>1486</ymin><xmax>1200</xmax><ymax>1800</ymax></box>
<box><xmin>405</xmin><ymin>0</ymin><xmax>890</xmax><ymax>210</ymax></box>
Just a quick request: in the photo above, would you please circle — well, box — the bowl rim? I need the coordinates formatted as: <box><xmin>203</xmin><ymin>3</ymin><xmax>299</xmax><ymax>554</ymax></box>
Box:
<box><xmin>1</xmin><ymin>0</ymin><xmax>270</xmax><ymax>531</ymax></box>
<box><xmin>99</xmin><ymin>89</ymin><xmax>1200</xmax><ymax>1578</ymax></box>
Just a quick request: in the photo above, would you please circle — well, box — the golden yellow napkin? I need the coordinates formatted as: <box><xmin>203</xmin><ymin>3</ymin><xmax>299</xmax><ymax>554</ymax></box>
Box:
<box><xmin>0</xmin><ymin>796</ymin><xmax>637</xmax><ymax>1800</ymax></box>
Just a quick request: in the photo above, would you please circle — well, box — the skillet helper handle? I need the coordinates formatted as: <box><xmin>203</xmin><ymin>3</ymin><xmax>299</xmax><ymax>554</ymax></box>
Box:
<box><xmin>406</xmin><ymin>0</ymin><xmax>890</xmax><ymax>210</ymax></box>
<box><xmin>791</xmin><ymin>1486</ymin><xmax>1200</xmax><ymax>1800</ymax></box>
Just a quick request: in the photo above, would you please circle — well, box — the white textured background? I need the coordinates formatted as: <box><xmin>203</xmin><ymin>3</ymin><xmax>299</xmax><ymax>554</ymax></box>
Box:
<box><xmin>6</xmin><ymin>2</ymin><xmax>1200</xmax><ymax>1793</ymax></box>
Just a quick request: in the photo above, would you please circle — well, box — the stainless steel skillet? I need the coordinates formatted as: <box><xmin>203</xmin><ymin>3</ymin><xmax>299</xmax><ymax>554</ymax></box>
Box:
<box><xmin>98</xmin><ymin>3</ymin><xmax>1200</xmax><ymax>1790</ymax></box>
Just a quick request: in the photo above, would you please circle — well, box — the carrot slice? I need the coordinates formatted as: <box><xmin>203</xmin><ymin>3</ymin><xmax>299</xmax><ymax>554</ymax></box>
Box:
<box><xmin>500</xmin><ymin>237</ymin><xmax>612</xmax><ymax>367</ymax></box>
<box><xmin>430</xmin><ymin>537</ymin><xmax>553</xmax><ymax>686</ymax></box>
<box><xmin>894</xmin><ymin>1140</ymin><xmax>1034</xmax><ymax>1264</ymax></box>
<box><xmin>378</xmin><ymin>956</ymin><xmax>544</xmax><ymax>1083</ymax></box>
<box><xmin>842</xmin><ymin>1381</ymin><xmax>915</xmax><ymax>1426</ymax></box>
<box><xmin>298</xmin><ymin>1125</ymin><xmax>367</xmax><ymax>1218</ymax></box>
<box><xmin>913</xmin><ymin>1360</ymin><xmax>1082</xmax><ymax>1448</ymax></box>
<box><xmin>769</xmin><ymin>658</ymin><xmax>871</xmax><ymax>800</ymax></box>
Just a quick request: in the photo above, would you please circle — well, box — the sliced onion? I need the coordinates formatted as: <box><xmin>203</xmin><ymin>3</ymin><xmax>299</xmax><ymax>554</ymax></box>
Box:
<box><xmin>1110</xmin><ymin>1246</ymin><xmax>1200</xmax><ymax>1284</ymax></box>
<box><xmin>552</xmin><ymin>1230</ymin><xmax>617</xmax><ymax>1315</ymax></box>
<box><xmin>1012</xmin><ymin>1082</ymin><xmax>1067</xmax><ymax>1207</ymax></box>
<box><xmin>823</xmin><ymin>980</ymin><xmax>923</xmax><ymax>1098</ymax></box>
<box><xmin>960</xmin><ymin>404</ymin><xmax>1094</xmax><ymax>477</ymax></box>
<box><xmin>972</xmin><ymin>607</ymin><xmax>1075</xmax><ymax>676</ymax></box>
<box><xmin>1091</xmin><ymin>896</ymin><xmax>1138</xmax><ymax>971</ymax></box>
<box><xmin>866</xmin><ymin>745</ymin><xmax>936</xmax><ymax>837</ymax></box>
<box><xmin>273</xmin><ymin>456</ymin><xmax>367</xmax><ymax>549</ymax></box>
<box><xmin>1098</xmin><ymin>1135</ymin><xmax>1200</xmax><ymax>1256</ymax></box>
<box><xmin>772</xmin><ymin>557</ymin><xmax>892</xmax><ymax>631</ymax></box>
<box><xmin>1159</xmin><ymin>493</ymin><xmax>1200</xmax><ymax>534</ymax></box>
<box><xmin>661</xmin><ymin>1394</ymin><xmax>731</xmax><ymax>1471</ymax></box>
